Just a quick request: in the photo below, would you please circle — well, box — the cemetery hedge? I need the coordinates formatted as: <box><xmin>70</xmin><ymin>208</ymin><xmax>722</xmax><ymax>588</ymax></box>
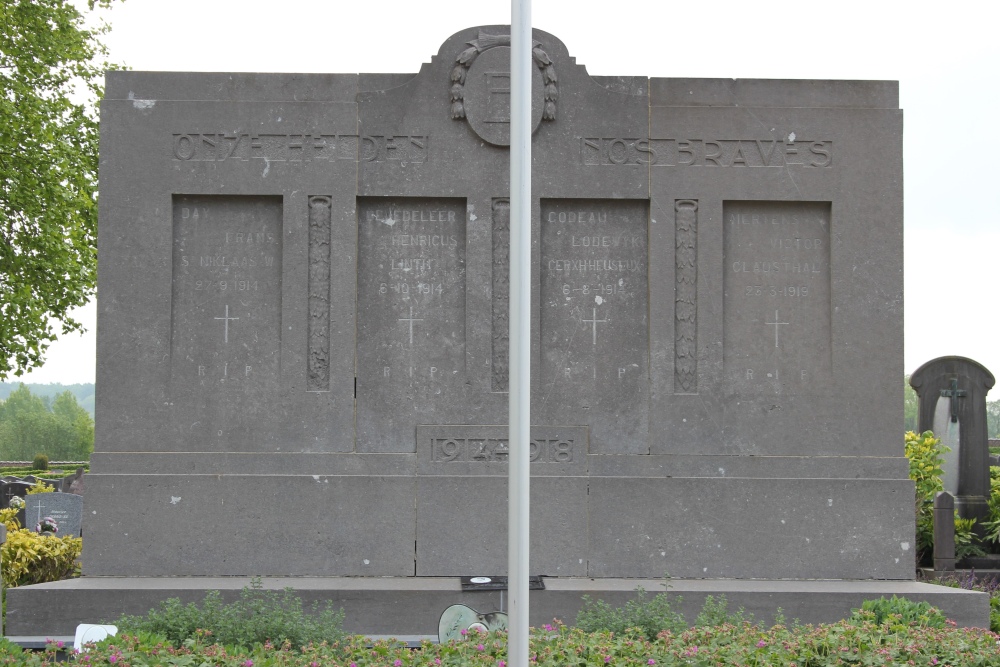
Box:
<box><xmin>3</xmin><ymin>617</ymin><xmax>1000</xmax><ymax>667</ymax></box>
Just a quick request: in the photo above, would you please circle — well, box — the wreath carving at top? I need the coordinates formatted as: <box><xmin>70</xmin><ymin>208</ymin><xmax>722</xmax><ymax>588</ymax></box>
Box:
<box><xmin>450</xmin><ymin>31</ymin><xmax>558</xmax><ymax>122</ymax></box>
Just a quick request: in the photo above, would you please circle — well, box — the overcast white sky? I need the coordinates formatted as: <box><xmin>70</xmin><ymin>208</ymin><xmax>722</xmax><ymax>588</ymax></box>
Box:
<box><xmin>14</xmin><ymin>0</ymin><xmax>1000</xmax><ymax>385</ymax></box>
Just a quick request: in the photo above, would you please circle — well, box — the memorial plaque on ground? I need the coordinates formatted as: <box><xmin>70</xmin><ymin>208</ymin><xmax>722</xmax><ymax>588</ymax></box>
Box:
<box><xmin>81</xmin><ymin>26</ymin><xmax>909</xmax><ymax>583</ymax></box>
<box><xmin>24</xmin><ymin>493</ymin><xmax>83</xmax><ymax>537</ymax></box>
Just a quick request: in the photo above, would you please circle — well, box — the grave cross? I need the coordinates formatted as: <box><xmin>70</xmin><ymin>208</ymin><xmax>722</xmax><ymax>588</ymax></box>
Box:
<box><xmin>582</xmin><ymin>308</ymin><xmax>608</xmax><ymax>345</ymax></box>
<box><xmin>214</xmin><ymin>304</ymin><xmax>239</xmax><ymax>344</ymax></box>
<box><xmin>765</xmin><ymin>309</ymin><xmax>788</xmax><ymax>348</ymax></box>
<box><xmin>939</xmin><ymin>377</ymin><xmax>967</xmax><ymax>423</ymax></box>
<box><xmin>398</xmin><ymin>306</ymin><xmax>424</xmax><ymax>346</ymax></box>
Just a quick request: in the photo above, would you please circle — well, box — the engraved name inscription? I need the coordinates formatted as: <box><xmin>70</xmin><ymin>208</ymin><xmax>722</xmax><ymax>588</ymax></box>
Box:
<box><xmin>723</xmin><ymin>201</ymin><xmax>832</xmax><ymax>393</ymax></box>
<box><xmin>539</xmin><ymin>200</ymin><xmax>649</xmax><ymax>451</ymax></box>
<box><xmin>356</xmin><ymin>198</ymin><xmax>466</xmax><ymax>448</ymax></box>
<box><xmin>581</xmin><ymin>138</ymin><xmax>833</xmax><ymax>167</ymax></box>
<box><xmin>170</xmin><ymin>196</ymin><xmax>282</xmax><ymax>388</ymax></box>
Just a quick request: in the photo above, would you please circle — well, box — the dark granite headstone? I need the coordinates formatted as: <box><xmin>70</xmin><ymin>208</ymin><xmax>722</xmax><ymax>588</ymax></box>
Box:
<box><xmin>23</xmin><ymin>493</ymin><xmax>83</xmax><ymax>537</ymax></box>
<box><xmin>911</xmin><ymin>356</ymin><xmax>996</xmax><ymax>532</ymax></box>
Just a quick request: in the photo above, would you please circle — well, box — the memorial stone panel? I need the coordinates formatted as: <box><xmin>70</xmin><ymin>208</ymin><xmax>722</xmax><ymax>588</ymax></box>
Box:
<box><xmin>539</xmin><ymin>199</ymin><xmax>649</xmax><ymax>453</ymax></box>
<box><xmin>723</xmin><ymin>201</ymin><xmax>831</xmax><ymax>394</ymax></box>
<box><xmin>170</xmin><ymin>195</ymin><xmax>283</xmax><ymax>442</ymax></box>
<box><xmin>357</xmin><ymin>198</ymin><xmax>467</xmax><ymax>452</ymax></box>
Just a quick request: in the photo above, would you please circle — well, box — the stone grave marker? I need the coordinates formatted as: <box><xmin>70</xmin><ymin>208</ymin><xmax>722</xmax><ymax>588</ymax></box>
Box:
<box><xmin>911</xmin><ymin>356</ymin><xmax>996</xmax><ymax>531</ymax></box>
<box><xmin>24</xmin><ymin>493</ymin><xmax>83</xmax><ymax>537</ymax></box>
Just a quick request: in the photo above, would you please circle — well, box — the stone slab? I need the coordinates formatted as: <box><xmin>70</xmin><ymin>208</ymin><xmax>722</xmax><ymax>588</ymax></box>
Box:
<box><xmin>415</xmin><ymin>476</ymin><xmax>588</xmax><ymax>576</ymax></box>
<box><xmin>82</xmin><ymin>475</ymin><xmax>416</xmax><ymax>576</ymax></box>
<box><xmin>23</xmin><ymin>493</ymin><xmax>83</xmax><ymax>537</ymax></box>
<box><xmin>588</xmin><ymin>477</ymin><xmax>914</xmax><ymax>579</ymax></box>
<box><xmin>6</xmin><ymin>577</ymin><xmax>987</xmax><ymax>637</ymax></box>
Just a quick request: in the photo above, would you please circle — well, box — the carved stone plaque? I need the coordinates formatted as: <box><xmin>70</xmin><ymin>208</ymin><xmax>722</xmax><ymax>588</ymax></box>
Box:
<box><xmin>356</xmin><ymin>198</ymin><xmax>467</xmax><ymax>452</ymax></box>
<box><xmin>723</xmin><ymin>201</ymin><xmax>832</xmax><ymax>393</ymax></box>
<box><xmin>539</xmin><ymin>199</ymin><xmax>649</xmax><ymax>453</ymax></box>
<box><xmin>170</xmin><ymin>196</ymin><xmax>283</xmax><ymax>391</ymax></box>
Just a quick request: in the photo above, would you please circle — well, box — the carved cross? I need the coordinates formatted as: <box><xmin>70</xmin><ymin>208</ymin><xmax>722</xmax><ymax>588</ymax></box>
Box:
<box><xmin>214</xmin><ymin>304</ymin><xmax>239</xmax><ymax>344</ymax></box>
<box><xmin>398</xmin><ymin>306</ymin><xmax>424</xmax><ymax>347</ymax></box>
<box><xmin>582</xmin><ymin>308</ymin><xmax>608</xmax><ymax>346</ymax></box>
<box><xmin>940</xmin><ymin>377</ymin><xmax>967</xmax><ymax>423</ymax></box>
<box><xmin>765</xmin><ymin>309</ymin><xmax>788</xmax><ymax>348</ymax></box>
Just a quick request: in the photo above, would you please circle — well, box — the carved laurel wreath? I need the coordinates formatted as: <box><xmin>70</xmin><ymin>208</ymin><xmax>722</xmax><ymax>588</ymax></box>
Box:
<box><xmin>450</xmin><ymin>31</ymin><xmax>558</xmax><ymax>122</ymax></box>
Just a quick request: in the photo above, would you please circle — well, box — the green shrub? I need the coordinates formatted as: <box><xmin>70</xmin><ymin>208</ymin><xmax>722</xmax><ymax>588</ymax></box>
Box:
<box><xmin>692</xmin><ymin>594</ymin><xmax>754</xmax><ymax>627</ymax></box>
<box><xmin>955</xmin><ymin>516</ymin><xmax>987</xmax><ymax>559</ymax></box>
<box><xmin>40</xmin><ymin>615</ymin><xmax>1000</xmax><ymax>667</ymax></box>
<box><xmin>575</xmin><ymin>585</ymin><xmax>686</xmax><ymax>640</ymax></box>
<box><xmin>848</xmin><ymin>595</ymin><xmax>946</xmax><ymax>630</ymax></box>
<box><xmin>905</xmin><ymin>430</ymin><xmax>947</xmax><ymax>559</ymax></box>
<box><xmin>114</xmin><ymin>580</ymin><xmax>346</xmax><ymax>650</ymax></box>
<box><xmin>1</xmin><ymin>529</ymin><xmax>82</xmax><ymax>588</ymax></box>
<box><xmin>31</xmin><ymin>453</ymin><xmax>49</xmax><ymax>471</ymax></box>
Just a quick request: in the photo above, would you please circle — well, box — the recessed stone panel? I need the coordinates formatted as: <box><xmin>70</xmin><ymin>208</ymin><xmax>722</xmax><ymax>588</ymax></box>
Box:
<box><xmin>723</xmin><ymin>201</ymin><xmax>832</xmax><ymax>394</ymax></box>
<box><xmin>539</xmin><ymin>199</ymin><xmax>649</xmax><ymax>454</ymax></box>
<box><xmin>356</xmin><ymin>198</ymin><xmax>467</xmax><ymax>452</ymax></box>
<box><xmin>169</xmin><ymin>196</ymin><xmax>283</xmax><ymax>441</ymax></box>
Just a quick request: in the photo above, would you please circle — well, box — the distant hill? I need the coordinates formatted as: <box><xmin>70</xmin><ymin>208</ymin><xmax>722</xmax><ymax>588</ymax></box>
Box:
<box><xmin>0</xmin><ymin>382</ymin><xmax>95</xmax><ymax>417</ymax></box>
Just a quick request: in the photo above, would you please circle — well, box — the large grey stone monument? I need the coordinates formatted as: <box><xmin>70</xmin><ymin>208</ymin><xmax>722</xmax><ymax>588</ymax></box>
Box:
<box><xmin>7</xmin><ymin>26</ymin><xmax>989</xmax><ymax>635</ymax></box>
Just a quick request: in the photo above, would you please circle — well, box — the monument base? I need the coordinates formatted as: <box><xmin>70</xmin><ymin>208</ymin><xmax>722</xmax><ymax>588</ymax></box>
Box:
<box><xmin>6</xmin><ymin>576</ymin><xmax>988</xmax><ymax>637</ymax></box>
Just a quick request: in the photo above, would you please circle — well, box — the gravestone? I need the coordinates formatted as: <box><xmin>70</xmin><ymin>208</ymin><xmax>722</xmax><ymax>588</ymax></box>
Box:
<box><xmin>23</xmin><ymin>493</ymin><xmax>84</xmax><ymax>537</ymax></box>
<box><xmin>910</xmin><ymin>356</ymin><xmax>996</xmax><ymax>531</ymax></box>
<box><xmin>13</xmin><ymin>25</ymin><xmax>985</xmax><ymax>635</ymax></box>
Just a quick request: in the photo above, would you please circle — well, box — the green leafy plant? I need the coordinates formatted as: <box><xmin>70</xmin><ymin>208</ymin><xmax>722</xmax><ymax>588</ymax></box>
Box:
<box><xmin>905</xmin><ymin>430</ymin><xmax>947</xmax><ymax>560</ymax></box>
<box><xmin>114</xmin><ymin>580</ymin><xmax>346</xmax><ymax>650</ymax></box>
<box><xmin>575</xmin><ymin>585</ymin><xmax>686</xmax><ymax>641</ymax></box>
<box><xmin>1</xmin><ymin>528</ymin><xmax>82</xmax><ymax>587</ymax></box>
<box><xmin>31</xmin><ymin>453</ymin><xmax>48</xmax><ymax>471</ymax></box>
<box><xmin>955</xmin><ymin>516</ymin><xmax>987</xmax><ymax>560</ymax></box>
<box><xmin>693</xmin><ymin>594</ymin><xmax>754</xmax><ymax>627</ymax></box>
<box><xmin>848</xmin><ymin>595</ymin><xmax>946</xmax><ymax>630</ymax></box>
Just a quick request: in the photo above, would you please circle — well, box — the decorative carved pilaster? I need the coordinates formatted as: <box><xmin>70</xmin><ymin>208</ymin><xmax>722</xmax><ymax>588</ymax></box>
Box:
<box><xmin>492</xmin><ymin>199</ymin><xmax>510</xmax><ymax>392</ymax></box>
<box><xmin>675</xmin><ymin>200</ymin><xmax>698</xmax><ymax>393</ymax></box>
<box><xmin>307</xmin><ymin>196</ymin><xmax>332</xmax><ymax>391</ymax></box>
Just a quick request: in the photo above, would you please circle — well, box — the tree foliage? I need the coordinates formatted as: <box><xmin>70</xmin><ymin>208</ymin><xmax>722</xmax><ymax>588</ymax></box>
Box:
<box><xmin>0</xmin><ymin>383</ymin><xmax>93</xmax><ymax>460</ymax></box>
<box><xmin>0</xmin><ymin>0</ymin><xmax>116</xmax><ymax>379</ymax></box>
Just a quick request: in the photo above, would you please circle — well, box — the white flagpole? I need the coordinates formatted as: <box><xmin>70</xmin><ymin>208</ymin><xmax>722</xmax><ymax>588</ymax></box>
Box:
<box><xmin>508</xmin><ymin>0</ymin><xmax>532</xmax><ymax>664</ymax></box>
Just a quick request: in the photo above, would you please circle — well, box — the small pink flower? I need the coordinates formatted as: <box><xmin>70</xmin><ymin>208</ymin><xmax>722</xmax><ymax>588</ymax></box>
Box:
<box><xmin>605</xmin><ymin>657</ymin><xmax>611</xmax><ymax>663</ymax></box>
<box><xmin>544</xmin><ymin>624</ymin><xmax>554</xmax><ymax>631</ymax></box>
<box><xmin>460</xmin><ymin>629</ymin><xmax>467</xmax><ymax>636</ymax></box>
<box><xmin>931</xmin><ymin>659</ymin><xmax>939</xmax><ymax>665</ymax></box>
<box><xmin>57</xmin><ymin>641</ymin><xmax>64</xmax><ymax>648</ymax></box>
<box><xmin>109</xmin><ymin>657</ymin><xmax>117</xmax><ymax>664</ymax></box>
<box><xmin>757</xmin><ymin>640</ymin><xmax>767</xmax><ymax>648</ymax></box>
<box><xmin>648</xmin><ymin>660</ymin><xmax>656</xmax><ymax>665</ymax></box>
<box><xmin>435</xmin><ymin>661</ymin><xmax>441</xmax><ymax>666</ymax></box>
<box><xmin>394</xmin><ymin>660</ymin><xmax>402</xmax><ymax>667</ymax></box>
<box><xmin>499</xmin><ymin>661</ymin><xmax>506</xmax><ymax>667</ymax></box>
<box><xmin>477</xmin><ymin>644</ymin><xmax>485</xmax><ymax>651</ymax></box>
<box><xmin>311</xmin><ymin>663</ymin><xmax>319</xmax><ymax>667</ymax></box>
<box><xmin>243</xmin><ymin>661</ymin><xmax>253</xmax><ymax>667</ymax></box>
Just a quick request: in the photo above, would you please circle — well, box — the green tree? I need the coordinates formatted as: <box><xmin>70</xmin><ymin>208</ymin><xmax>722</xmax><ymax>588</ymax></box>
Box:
<box><xmin>0</xmin><ymin>384</ymin><xmax>93</xmax><ymax>460</ymax></box>
<box><xmin>988</xmin><ymin>399</ymin><xmax>1000</xmax><ymax>441</ymax></box>
<box><xmin>0</xmin><ymin>0</ymin><xmax>116</xmax><ymax>379</ymax></box>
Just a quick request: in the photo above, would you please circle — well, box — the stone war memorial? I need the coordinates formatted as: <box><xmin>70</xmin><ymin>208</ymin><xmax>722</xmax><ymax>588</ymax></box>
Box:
<box><xmin>8</xmin><ymin>26</ymin><xmax>988</xmax><ymax>635</ymax></box>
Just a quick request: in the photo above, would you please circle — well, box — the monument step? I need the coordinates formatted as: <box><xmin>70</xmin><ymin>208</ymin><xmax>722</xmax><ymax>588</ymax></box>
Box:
<box><xmin>5</xmin><ymin>576</ymin><xmax>988</xmax><ymax>637</ymax></box>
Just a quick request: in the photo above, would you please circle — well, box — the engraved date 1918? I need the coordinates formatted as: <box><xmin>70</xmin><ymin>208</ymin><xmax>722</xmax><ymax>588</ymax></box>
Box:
<box><xmin>194</xmin><ymin>280</ymin><xmax>259</xmax><ymax>291</ymax></box>
<box><xmin>745</xmin><ymin>285</ymin><xmax>808</xmax><ymax>297</ymax></box>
